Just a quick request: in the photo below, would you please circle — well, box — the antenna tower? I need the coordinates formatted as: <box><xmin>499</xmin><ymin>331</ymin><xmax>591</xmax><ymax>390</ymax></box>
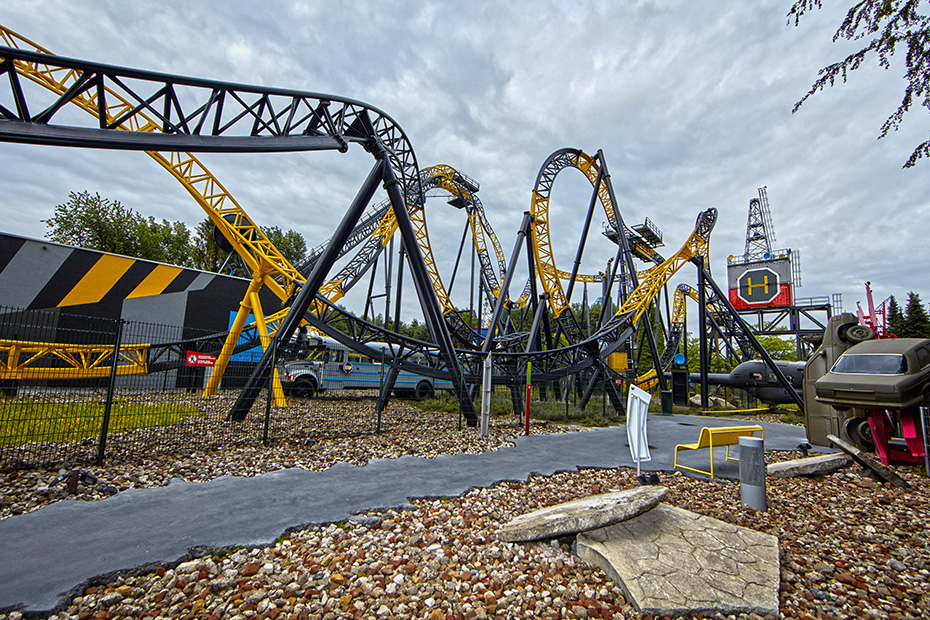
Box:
<box><xmin>743</xmin><ymin>186</ymin><xmax>776</xmax><ymax>261</ymax></box>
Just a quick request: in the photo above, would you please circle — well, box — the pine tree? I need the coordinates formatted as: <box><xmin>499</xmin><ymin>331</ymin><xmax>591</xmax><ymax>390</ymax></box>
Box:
<box><xmin>887</xmin><ymin>295</ymin><xmax>906</xmax><ymax>337</ymax></box>
<box><xmin>903</xmin><ymin>292</ymin><xmax>930</xmax><ymax>338</ymax></box>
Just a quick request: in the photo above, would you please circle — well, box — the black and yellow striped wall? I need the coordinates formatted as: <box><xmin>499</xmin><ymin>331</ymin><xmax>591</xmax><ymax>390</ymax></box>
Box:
<box><xmin>0</xmin><ymin>232</ymin><xmax>279</xmax><ymax>334</ymax></box>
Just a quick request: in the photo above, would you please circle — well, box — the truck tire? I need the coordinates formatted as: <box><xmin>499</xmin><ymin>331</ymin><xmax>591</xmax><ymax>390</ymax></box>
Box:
<box><xmin>839</xmin><ymin>324</ymin><xmax>875</xmax><ymax>345</ymax></box>
<box><xmin>291</xmin><ymin>377</ymin><xmax>317</xmax><ymax>398</ymax></box>
<box><xmin>414</xmin><ymin>381</ymin><xmax>434</xmax><ymax>401</ymax></box>
<box><xmin>845</xmin><ymin>416</ymin><xmax>874</xmax><ymax>450</ymax></box>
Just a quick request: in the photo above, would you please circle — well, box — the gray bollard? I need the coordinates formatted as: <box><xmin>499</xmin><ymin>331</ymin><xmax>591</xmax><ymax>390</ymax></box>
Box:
<box><xmin>739</xmin><ymin>435</ymin><xmax>766</xmax><ymax>511</ymax></box>
<box><xmin>480</xmin><ymin>354</ymin><xmax>492</xmax><ymax>439</ymax></box>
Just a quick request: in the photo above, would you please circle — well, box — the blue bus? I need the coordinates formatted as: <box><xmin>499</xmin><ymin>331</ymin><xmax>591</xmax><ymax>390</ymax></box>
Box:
<box><xmin>276</xmin><ymin>335</ymin><xmax>452</xmax><ymax>399</ymax></box>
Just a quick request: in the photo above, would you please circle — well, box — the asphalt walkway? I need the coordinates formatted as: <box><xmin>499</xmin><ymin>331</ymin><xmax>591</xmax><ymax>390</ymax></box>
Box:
<box><xmin>0</xmin><ymin>414</ymin><xmax>816</xmax><ymax>614</ymax></box>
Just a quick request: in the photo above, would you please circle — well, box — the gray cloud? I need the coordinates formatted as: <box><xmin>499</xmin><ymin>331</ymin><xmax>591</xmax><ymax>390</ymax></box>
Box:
<box><xmin>2</xmin><ymin>0</ymin><xmax>928</xmax><ymax>326</ymax></box>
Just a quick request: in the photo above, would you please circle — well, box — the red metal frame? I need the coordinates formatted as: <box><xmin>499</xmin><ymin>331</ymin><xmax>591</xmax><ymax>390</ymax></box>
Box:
<box><xmin>867</xmin><ymin>409</ymin><xmax>925</xmax><ymax>465</ymax></box>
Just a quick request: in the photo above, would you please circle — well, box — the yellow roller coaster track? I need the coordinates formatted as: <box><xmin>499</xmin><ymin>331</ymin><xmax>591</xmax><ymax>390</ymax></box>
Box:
<box><xmin>0</xmin><ymin>339</ymin><xmax>150</xmax><ymax>381</ymax></box>
<box><xmin>613</xmin><ymin>209</ymin><xmax>715</xmax><ymax>327</ymax></box>
<box><xmin>0</xmin><ymin>27</ymin><xmax>482</xmax><ymax>390</ymax></box>
<box><xmin>530</xmin><ymin>149</ymin><xmax>664</xmax><ymax>321</ymax></box>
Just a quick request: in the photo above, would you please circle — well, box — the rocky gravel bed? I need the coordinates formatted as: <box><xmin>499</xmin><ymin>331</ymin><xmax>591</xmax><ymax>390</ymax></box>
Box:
<box><xmin>2</xmin><ymin>403</ymin><xmax>928</xmax><ymax>620</ymax></box>
<box><xmin>1</xmin><ymin>395</ymin><xmax>582</xmax><ymax>520</ymax></box>
<box><xmin>3</xmin><ymin>463</ymin><xmax>928</xmax><ymax>620</ymax></box>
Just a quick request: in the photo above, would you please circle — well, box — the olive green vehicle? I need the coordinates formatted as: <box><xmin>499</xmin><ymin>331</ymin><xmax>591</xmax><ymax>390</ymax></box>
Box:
<box><xmin>802</xmin><ymin>313</ymin><xmax>876</xmax><ymax>448</ymax></box>
<box><xmin>815</xmin><ymin>338</ymin><xmax>930</xmax><ymax>411</ymax></box>
<box><xmin>803</xmin><ymin>311</ymin><xmax>930</xmax><ymax>451</ymax></box>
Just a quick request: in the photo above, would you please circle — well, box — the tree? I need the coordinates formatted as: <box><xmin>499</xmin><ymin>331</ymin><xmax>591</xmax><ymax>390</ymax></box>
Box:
<box><xmin>903</xmin><ymin>291</ymin><xmax>930</xmax><ymax>337</ymax></box>
<box><xmin>261</xmin><ymin>225</ymin><xmax>307</xmax><ymax>267</ymax></box>
<box><xmin>191</xmin><ymin>218</ymin><xmax>230</xmax><ymax>273</ymax></box>
<box><xmin>45</xmin><ymin>191</ymin><xmax>144</xmax><ymax>257</ymax></box>
<box><xmin>44</xmin><ymin>191</ymin><xmax>195</xmax><ymax>266</ymax></box>
<box><xmin>790</xmin><ymin>1</ymin><xmax>930</xmax><ymax>167</ymax></box>
<box><xmin>887</xmin><ymin>295</ymin><xmax>906</xmax><ymax>336</ymax></box>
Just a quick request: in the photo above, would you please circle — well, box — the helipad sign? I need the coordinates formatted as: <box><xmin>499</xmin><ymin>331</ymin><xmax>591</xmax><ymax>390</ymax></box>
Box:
<box><xmin>737</xmin><ymin>267</ymin><xmax>779</xmax><ymax>304</ymax></box>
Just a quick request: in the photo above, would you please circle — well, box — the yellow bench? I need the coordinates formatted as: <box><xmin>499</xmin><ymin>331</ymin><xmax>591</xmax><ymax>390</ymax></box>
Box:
<box><xmin>674</xmin><ymin>425</ymin><xmax>764</xmax><ymax>479</ymax></box>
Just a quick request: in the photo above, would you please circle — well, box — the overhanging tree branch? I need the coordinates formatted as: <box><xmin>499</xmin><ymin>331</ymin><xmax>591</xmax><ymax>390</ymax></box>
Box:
<box><xmin>789</xmin><ymin>0</ymin><xmax>930</xmax><ymax>167</ymax></box>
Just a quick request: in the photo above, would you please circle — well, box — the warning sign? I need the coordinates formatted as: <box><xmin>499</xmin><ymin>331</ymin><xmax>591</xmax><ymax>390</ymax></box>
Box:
<box><xmin>185</xmin><ymin>351</ymin><xmax>217</xmax><ymax>367</ymax></box>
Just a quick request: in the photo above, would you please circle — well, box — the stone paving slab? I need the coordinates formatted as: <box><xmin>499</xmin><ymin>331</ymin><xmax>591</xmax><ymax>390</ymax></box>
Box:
<box><xmin>497</xmin><ymin>486</ymin><xmax>668</xmax><ymax>542</ymax></box>
<box><xmin>767</xmin><ymin>452</ymin><xmax>852</xmax><ymax>478</ymax></box>
<box><xmin>0</xmin><ymin>415</ymin><xmax>810</xmax><ymax>614</ymax></box>
<box><xmin>575</xmin><ymin>504</ymin><xmax>780</xmax><ymax>617</ymax></box>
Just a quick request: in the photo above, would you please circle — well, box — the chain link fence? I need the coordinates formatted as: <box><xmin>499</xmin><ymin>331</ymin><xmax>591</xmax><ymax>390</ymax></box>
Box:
<box><xmin>0</xmin><ymin>307</ymin><xmax>402</xmax><ymax>470</ymax></box>
<box><xmin>0</xmin><ymin>306</ymin><xmax>635</xmax><ymax>471</ymax></box>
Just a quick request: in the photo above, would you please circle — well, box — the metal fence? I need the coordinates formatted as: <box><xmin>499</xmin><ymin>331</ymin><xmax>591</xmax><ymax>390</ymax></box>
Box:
<box><xmin>0</xmin><ymin>306</ymin><xmax>634</xmax><ymax>470</ymax></box>
<box><xmin>0</xmin><ymin>307</ymin><xmax>400</xmax><ymax>470</ymax></box>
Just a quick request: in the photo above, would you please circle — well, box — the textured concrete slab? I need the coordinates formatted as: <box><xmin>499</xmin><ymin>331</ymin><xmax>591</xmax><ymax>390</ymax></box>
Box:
<box><xmin>576</xmin><ymin>504</ymin><xmax>780</xmax><ymax>617</ymax></box>
<box><xmin>767</xmin><ymin>453</ymin><xmax>852</xmax><ymax>478</ymax></box>
<box><xmin>0</xmin><ymin>415</ymin><xmax>810</xmax><ymax>614</ymax></box>
<box><xmin>497</xmin><ymin>486</ymin><xmax>667</xmax><ymax>542</ymax></box>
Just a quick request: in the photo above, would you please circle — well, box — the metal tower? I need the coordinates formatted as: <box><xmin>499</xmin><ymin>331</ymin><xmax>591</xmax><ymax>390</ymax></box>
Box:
<box><xmin>743</xmin><ymin>187</ymin><xmax>776</xmax><ymax>261</ymax></box>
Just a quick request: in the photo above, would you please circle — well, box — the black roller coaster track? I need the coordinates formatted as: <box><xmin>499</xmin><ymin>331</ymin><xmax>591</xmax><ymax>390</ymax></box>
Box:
<box><xmin>0</xmin><ymin>45</ymin><xmax>481</xmax><ymax>423</ymax></box>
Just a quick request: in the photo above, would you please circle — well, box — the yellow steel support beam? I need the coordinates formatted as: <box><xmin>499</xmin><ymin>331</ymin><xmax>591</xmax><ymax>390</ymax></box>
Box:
<box><xmin>0</xmin><ymin>339</ymin><xmax>149</xmax><ymax>381</ymax></box>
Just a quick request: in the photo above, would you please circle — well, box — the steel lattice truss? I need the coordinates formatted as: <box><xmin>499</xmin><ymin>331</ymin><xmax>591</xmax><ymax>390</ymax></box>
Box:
<box><xmin>0</xmin><ymin>46</ymin><xmax>424</xmax><ymax>208</ymax></box>
<box><xmin>0</xmin><ymin>38</ymin><xmax>735</xmax><ymax>401</ymax></box>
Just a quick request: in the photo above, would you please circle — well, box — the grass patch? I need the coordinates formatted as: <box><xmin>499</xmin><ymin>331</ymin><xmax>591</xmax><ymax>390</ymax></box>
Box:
<box><xmin>778</xmin><ymin>408</ymin><xmax>804</xmax><ymax>425</ymax></box>
<box><xmin>411</xmin><ymin>390</ymin><xmax>620</xmax><ymax>427</ymax></box>
<box><xmin>0</xmin><ymin>399</ymin><xmax>204</xmax><ymax>447</ymax></box>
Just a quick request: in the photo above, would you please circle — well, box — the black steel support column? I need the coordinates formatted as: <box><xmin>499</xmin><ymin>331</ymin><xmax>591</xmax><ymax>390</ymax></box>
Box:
<box><xmin>480</xmin><ymin>212</ymin><xmax>533</xmax><ymax>354</ymax></box>
<box><xmin>597</xmin><ymin>150</ymin><xmax>667</xmax><ymax>391</ymax></box>
<box><xmin>228</xmin><ymin>159</ymin><xmax>385</xmax><ymax>420</ymax></box>
<box><xmin>564</xmin><ymin>168</ymin><xmax>602</xmax><ymax>308</ymax></box>
<box><xmin>377</xmin><ymin>149</ymin><xmax>478</xmax><ymax>426</ymax></box>
<box><xmin>697</xmin><ymin>256</ymin><xmax>710</xmax><ymax>410</ymax></box>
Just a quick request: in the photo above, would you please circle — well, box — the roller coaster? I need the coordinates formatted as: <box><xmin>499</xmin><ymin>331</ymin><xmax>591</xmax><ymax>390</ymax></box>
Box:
<box><xmin>0</xmin><ymin>26</ymin><xmax>804</xmax><ymax>425</ymax></box>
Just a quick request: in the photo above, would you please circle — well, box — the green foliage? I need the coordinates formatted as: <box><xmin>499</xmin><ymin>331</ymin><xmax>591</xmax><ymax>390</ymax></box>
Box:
<box><xmin>411</xmin><ymin>386</ymin><xmax>619</xmax><ymax>427</ymax></box>
<box><xmin>43</xmin><ymin>192</ymin><xmax>310</xmax><ymax>274</ymax></box>
<box><xmin>903</xmin><ymin>291</ymin><xmax>930</xmax><ymax>338</ymax></box>
<box><xmin>44</xmin><ymin>191</ymin><xmax>194</xmax><ymax>266</ymax></box>
<box><xmin>779</xmin><ymin>408</ymin><xmax>805</xmax><ymax>425</ymax></box>
<box><xmin>45</xmin><ymin>191</ymin><xmax>193</xmax><ymax>266</ymax></box>
<box><xmin>887</xmin><ymin>295</ymin><xmax>906</xmax><ymax>337</ymax></box>
<box><xmin>261</xmin><ymin>225</ymin><xmax>308</xmax><ymax>266</ymax></box>
<box><xmin>754</xmin><ymin>334</ymin><xmax>798</xmax><ymax>361</ymax></box>
<box><xmin>790</xmin><ymin>0</ymin><xmax>930</xmax><ymax>167</ymax></box>
<box><xmin>684</xmin><ymin>331</ymin><xmax>796</xmax><ymax>373</ymax></box>
<box><xmin>191</xmin><ymin>218</ymin><xmax>230</xmax><ymax>273</ymax></box>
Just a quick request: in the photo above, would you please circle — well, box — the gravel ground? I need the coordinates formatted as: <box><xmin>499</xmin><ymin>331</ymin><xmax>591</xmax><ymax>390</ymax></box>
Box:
<box><xmin>1</xmin><ymin>400</ymin><xmax>928</xmax><ymax>620</ymax></box>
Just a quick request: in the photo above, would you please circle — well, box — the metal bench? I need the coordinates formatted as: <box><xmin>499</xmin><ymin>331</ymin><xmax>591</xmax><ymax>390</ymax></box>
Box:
<box><xmin>674</xmin><ymin>425</ymin><xmax>764</xmax><ymax>478</ymax></box>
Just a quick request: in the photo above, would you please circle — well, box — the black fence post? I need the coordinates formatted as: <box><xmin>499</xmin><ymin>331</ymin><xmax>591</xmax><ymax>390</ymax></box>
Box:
<box><xmin>97</xmin><ymin>319</ymin><xmax>125</xmax><ymax>466</ymax></box>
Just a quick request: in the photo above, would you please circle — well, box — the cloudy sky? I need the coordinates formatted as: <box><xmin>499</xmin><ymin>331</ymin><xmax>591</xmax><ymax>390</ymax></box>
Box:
<box><xmin>2</xmin><ymin>1</ymin><xmax>928</xmax><ymax>329</ymax></box>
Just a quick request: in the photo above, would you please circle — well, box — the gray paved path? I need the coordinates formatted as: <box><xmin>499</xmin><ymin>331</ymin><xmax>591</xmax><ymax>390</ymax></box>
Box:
<box><xmin>0</xmin><ymin>415</ymin><xmax>816</xmax><ymax>614</ymax></box>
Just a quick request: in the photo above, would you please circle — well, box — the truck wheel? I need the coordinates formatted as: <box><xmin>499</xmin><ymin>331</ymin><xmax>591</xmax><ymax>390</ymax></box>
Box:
<box><xmin>414</xmin><ymin>381</ymin><xmax>434</xmax><ymax>401</ymax></box>
<box><xmin>845</xmin><ymin>417</ymin><xmax>874</xmax><ymax>450</ymax></box>
<box><xmin>292</xmin><ymin>377</ymin><xmax>317</xmax><ymax>398</ymax></box>
<box><xmin>839</xmin><ymin>324</ymin><xmax>875</xmax><ymax>345</ymax></box>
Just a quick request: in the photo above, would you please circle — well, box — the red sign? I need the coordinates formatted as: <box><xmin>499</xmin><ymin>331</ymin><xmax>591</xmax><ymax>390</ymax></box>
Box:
<box><xmin>342</xmin><ymin>362</ymin><xmax>353</xmax><ymax>373</ymax></box>
<box><xmin>615</xmin><ymin>378</ymin><xmax>623</xmax><ymax>386</ymax></box>
<box><xmin>186</xmin><ymin>351</ymin><xmax>217</xmax><ymax>367</ymax></box>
